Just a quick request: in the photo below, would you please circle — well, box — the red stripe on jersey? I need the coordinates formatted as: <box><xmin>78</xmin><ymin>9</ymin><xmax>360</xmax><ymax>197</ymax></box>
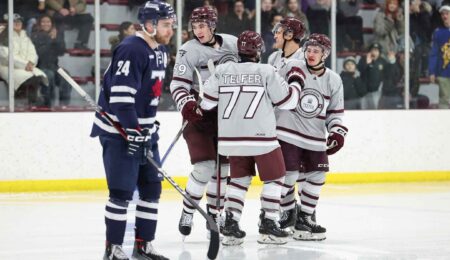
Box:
<box><xmin>218</xmin><ymin>137</ymin><xmax>278</xmax><ymax>141</ymax></box>
<box><xmin>173</xmin><ymin>77</ymin><xmax>193</xmax><ymax>85</ymax></box>
<box><xmin>327</xmin><ymin>109</ymin><xmax>344</xmax><ymax>114</ymax></box>
<box><xmin>323</xmin><ymin>95</ymin><xmax>331</xmax><ymax>100</ymax></box>
<box><xmin>274</xmin><ymin>88</ymin><xmax>293</xmax><ymax>106</ymax></box>
<box><xmin>227</xmin><ymin>197</ymin><xmax>244</xmax><ymax>206</ymax></box>
<box><xmin>261</xmin><ymin>197</ymin><xmax>280</xmax><ymax>203</ymax></box>
<box><xmin>277</xmin><ymin>126</ymin><xmax>326</xmax><ymax>142</ymax></box>
<box><xmin>204</xmin><ymin>93</ymin><xmax>218</xmax><ymax>102</ymax></box>
<box><xmin>317</xmin><ymin>116</ymin><xmax>326</xmax><ymax>120</ymax></box>
<box><xmin>229</xmin><ymin>181</ymin><xmax>249</xmax><ymax>191</ymax></box>
<box><xmin>331</xmin><ymin>124</ymin><xmax>348</xmax><ymax>132</ymax></box>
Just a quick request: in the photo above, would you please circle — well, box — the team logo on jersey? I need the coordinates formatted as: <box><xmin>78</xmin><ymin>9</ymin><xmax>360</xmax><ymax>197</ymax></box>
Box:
<box><xmin>295</xmin><ymin>88</ymin><xmax>324</xmax><ymax>119</ymax></box>
<box><xmin>178</xmin><ymin>49</ymin><xmax>187</xmax><ymax>57</ymax></box>
<box><xmin>217</xmin><ymin>53</ymin><xmax>239</xmax><ymax>64</ymax></box>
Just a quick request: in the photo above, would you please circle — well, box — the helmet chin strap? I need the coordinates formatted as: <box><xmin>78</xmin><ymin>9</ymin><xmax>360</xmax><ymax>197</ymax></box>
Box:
<box><xmin>141</xmin><ymin>23</ymin><xmax>156</xmax><ymax>38</ymax></box>
<box><xmin>306</xmin><ymin>59</ymin><xmax>325</xmax><ymax>71</ymax></box>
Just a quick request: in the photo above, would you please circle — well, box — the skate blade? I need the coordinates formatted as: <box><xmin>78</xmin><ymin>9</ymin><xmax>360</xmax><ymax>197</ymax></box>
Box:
<box><xmin>293</xmin><ymin>230</ymin><xmax>326</xmax><ymax>241</ymax></box>
<box><xmin>257</xmin><ymin>234</ymin><xmax>288</xmax><ymax>245</ymax></box>
<box><xmin>221</xmin><ymin>236</ymin><xmax>244</xmax><ymax>246</ymax></box>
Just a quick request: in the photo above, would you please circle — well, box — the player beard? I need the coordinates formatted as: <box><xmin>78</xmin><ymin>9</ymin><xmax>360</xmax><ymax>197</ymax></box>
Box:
<box><xmin>155</xmin><ymin>34</ymin><xmax>171</xmax><ymax>45</ymax></box>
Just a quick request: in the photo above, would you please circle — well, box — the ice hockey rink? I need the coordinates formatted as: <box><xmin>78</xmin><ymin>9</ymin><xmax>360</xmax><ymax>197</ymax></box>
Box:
<box><xmin>1</xmin><ymin>182</ymin><xmax>450</xmax><ymax>260</ymax></box>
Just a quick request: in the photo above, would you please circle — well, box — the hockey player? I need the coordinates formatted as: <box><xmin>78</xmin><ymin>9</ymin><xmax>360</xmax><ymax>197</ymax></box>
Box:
<box><xmin>200</xmin><ymin>30</ymin><xmax>302</xmax><ymax>245</ymax></box>
<box><xmin>90</xmin><ymin>1</ymin><xmax>175</xmax><ymax>259</ymax></box>
<box><xmin>169</xmin><ymin>6</ymin><xmax>239</xmax><ymax>238</ymax></box>
<box><xmin>276</xmin><ymin>33</ymin><xmax>348</xmax><ymax>241</ymax></box>
<box><xmin>267</xmin><ymin>17</ymin><xmax>308</xmax><ymax>230</ymax></box>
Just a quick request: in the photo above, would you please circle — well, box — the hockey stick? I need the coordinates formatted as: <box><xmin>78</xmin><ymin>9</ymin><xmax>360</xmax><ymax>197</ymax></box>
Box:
<box><xmin>57</xmin><ymin>68</ymin><xmax>220</xmax><ymax>260</ymax></box>
<box><xmin>205</xmin><ymin>60</ymin><xmax>222</xmax><ymax>214</ymax></box>
<box><xmin>160</xmin><ymin>120</ymin><xmax>187</xmax><ymax>165</ymax></box>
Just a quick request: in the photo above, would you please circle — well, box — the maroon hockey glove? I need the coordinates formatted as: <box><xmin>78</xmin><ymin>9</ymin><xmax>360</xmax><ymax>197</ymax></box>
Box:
<box><xmin>181</xmin><ymin>99</ymin><xmax>203</xmax><ymax>123</ymax></box>
<box><xmin>326</xmin><ymin>125</ymin><xmax>348</xmax><ymax>155</ymax></box>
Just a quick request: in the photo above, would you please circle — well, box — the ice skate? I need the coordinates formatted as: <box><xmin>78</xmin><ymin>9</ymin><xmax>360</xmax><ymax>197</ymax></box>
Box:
<box><xmin>206</xmin><ymin>206</ymin><xmax>224</xmax><ymax>240</ymax></box>
<box><xmin>103</xmin><ymin>242</ymin><xmax>129</xmax><ymax>260</ymax></box>
<box><xmin>178</xmin><ymin>210</ymin><xmax>193</xmax><ymax>240</ymax></box>
<box><xmin>279</xmin><ymin>204</ymin><xmax>297</xmax><ymax>231</ymax></box>
<box><xmin>258</xmin><ymin>211</ymin><xmax>289</xmax><ymax>245</ymax></box>
<box><xmin>132</xmin><ymin>239</ymin><xmax>169</xmax><ymax>260</ymax></box>
<box><xmin>293</xmin><ymin>210</ymin><xmax>326</xmax><ymax>241</ymax></box>
<box><xmin>221</xmin><ymin>211</ymin><xmax>246</xmax><ymax>246</ymax></box>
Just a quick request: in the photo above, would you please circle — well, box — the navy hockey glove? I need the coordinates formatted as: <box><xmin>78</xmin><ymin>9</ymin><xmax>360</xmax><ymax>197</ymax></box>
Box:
<box><xmin>180</xmin><ymin>95</ymin><xmax>203</xmax><ymax>123</ymax></box>
<box><xmin>125</xmin><ymin>128</ymin><xmax>152</xmax><ymax>164</ymax></box>
<box><xmin>326</xmin><ymin>126</ymin><xmax>348</xmax><ymax>155</ymax></box>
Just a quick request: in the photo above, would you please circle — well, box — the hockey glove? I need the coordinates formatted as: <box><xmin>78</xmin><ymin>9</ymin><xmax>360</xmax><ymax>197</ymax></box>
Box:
<box><xmin>179</xmin><ymin>95</ymin><xmax>203</xmax><ymax>123</ymax></box>
<box><xmin>125</xmin><ymin>128</ymin><xmax>152</xmax><ymax>164</ymax></box>
<box><xmin>326</xmin><ymin>126</ymin><xmax>348</xmax><ymax>155</ymax></box>
<box><xmin>287</xmin><ymin>67</ymin><xmax>305</xmax><ymax>89</ymax></box>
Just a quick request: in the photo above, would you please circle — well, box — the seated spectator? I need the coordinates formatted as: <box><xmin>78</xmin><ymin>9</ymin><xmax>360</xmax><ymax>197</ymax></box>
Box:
<box><xmin>341</xmin><ymin>56</ymin><xmax>366</xmax><ymax>109</ymax></box>
<box><xmin>0</xmin><ymin>14</ymin><xmax>48</xmax><ymax>108</ymax></box>
<box><xmin>109</xmin><ymin>21</ymin><xmax>136</xmax><ymax>53</ymax></box>
<box><xmin>378</xmin><ymin>51</ymin><xmax>404</xmax><ymax>109</ymax></box>
<box><xmin>281</xmin><ymin>0</ymin><xmax>310</xmax><ymax>35</ymax></box>
<box><xmin>46</xmin><ymin>0</ymin><xmax>94</xmax><ymax>49</ymax></box>
<box><xmin>32</xmin><ymin>14</ymin><xmax>71</xmax><ymax>107</ymax></box>
<box><xmin>218</xmin><ymin>0</ymin><xmax>254</xmax><ymax>37</ymax></box>
<box><xmin>337</xmin><ymin>0</ymin><xmax>364</xmax><ymax>51</ymax></box>
<box><xmin>373</xmin><ymin>0</ymin><xmax>404</xmax><ymax>57</ymax></box>
<box><xmin>357</xmin><ymin>43</ymin><xmax>386</xmax><ymax>109</ymax></box>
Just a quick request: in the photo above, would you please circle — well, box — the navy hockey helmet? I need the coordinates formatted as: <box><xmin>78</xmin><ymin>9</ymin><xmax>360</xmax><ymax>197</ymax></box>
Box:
<box><xmin>138</xmin><ymin>1</ymin><xmax>177</xmax><ymax>27</ymax></box>
<box><xmin>189</xmin><ymin>6</ymin><xmax>218</xmax><ymax>30</ymax></box>
<box><xmin>237</xmin><ymin>30</ymin><xmax>265</xmax><ymax>57</ymax></box>
<box><xmin>303</xmin><ymin>33</ymin><xmax>332</xmax><ymax>59</ymax></box>
<box><xmin>272</xmin><ymin>17</ymin><xmax>306</xmax><ymax>42</ymax></box>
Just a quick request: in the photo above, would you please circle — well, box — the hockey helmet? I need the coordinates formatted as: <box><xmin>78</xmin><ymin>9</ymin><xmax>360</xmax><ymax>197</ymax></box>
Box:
<box><xmin>189</xmin><ymin>6</ymin><xmax>218</xmax><ymax>30</ymax></box>
<box><xmin>237</xmin><ymin>30</ymin><xmax>265</xmax><ymax>57</ymax></box>
<box><xmin>303</xmin><ymin>33</ymin><xmax>332</xmax><ymax>59</ymax></box>
<box><xmin>138</xmin><ymin>1</ymin><xmax>177</xmax><ymax>27</ymax></box>
<box><xmin>272</xmin><ymin>17</ymin><xmax>306</xmax><ymax>41</ymax></box>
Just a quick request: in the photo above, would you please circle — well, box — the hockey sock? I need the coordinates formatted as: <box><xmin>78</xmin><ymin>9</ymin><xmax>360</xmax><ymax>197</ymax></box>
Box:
<box><xmin>280</xmin><ymin>171</ymin><xmax>298</xmax><ymax>211</ymax></box>
<box><xmin>224</xmin><ymin>176</ymin><xmax>251</xmax><ymax>222</ymax></box>
<box><xmin>206</xmin><ymin>164</ymin><xmax>228</xmax><ymax>215</ymax></box>
<box><xmin>300</xmin><ymin>171</ymin><xmax>325</xmax><ymax>214</ymax></box>
<box><xmin>261</xmin><ymin>177</ymin><xmax>285</xmax><ymax>221</ymax></box>
<box><xmin>105</xmin><ymin>198</ymin><xmax>129</xmax><ymax>244</ymax></box>
<box><xmin>183</xmin><ymin>161</ymin><xmax>214</xmax><ymax>214</ymax></box>
<box><xmin>296</xmin><ymin>172</ymin><xmax>306</xmax><ymax>203</ymax></box>
<box><xmin>135</xmin><ymin>198</ymin><xmax>159</xmax><ymax>241</ymax></box>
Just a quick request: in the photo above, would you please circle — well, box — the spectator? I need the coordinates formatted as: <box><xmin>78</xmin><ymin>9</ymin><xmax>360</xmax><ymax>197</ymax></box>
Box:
<box><xmin>261</xmin><ymin>12</ymin><xmax>283</xmax><ymax>63</ymax></box>
<box><xmin>0</xmin><ymin>14</ymin><xmax>48</xmax><ymax>107</ymax></box>
<box><xmin>410</xmin><ymin>0</ymin><xmax>432</xmax><ymax>77</ymax></box>
<box><xmin>429</xmin><ymin>4</ymin><xmax>450</xmax><ymax>109</ymax></box>
<box><xmin>46</xmin><ymin>0</ymin><xmax>94</xmax><ymax>50</ymax></box>
<box><xmin>306</xmin><ymin>0</ymin><xmax>331</xmax><ymax>35</ymax></box>
<box><xmin>181</xmin><ymin>28</ymin><xmax>191</xmax><ymax>44</ymax></box>
<box><xmin>109</xmin><ymin>21</ymin><xmax>136</xmax><ymax>53</ymax></box>
<box><xmin>281</xmin><ymin>0</ymin><xmax>310</xmax><ymax>35</ymax></box>
<box><xmin>32</xmin><ymin>14</ymin><xmax>71</xmax><ymax>107</ymax></box>
<box><xmin>341</xmin><ymin>56</ymin><xmax>366</xmax><ymax>109</ymax></box>
<box><xmin>13</xmin><ymin>0</ymin><xmax>46</xmax><ymax>36</ymax></box>
<box><xmin>218</xmin><ymin>0</ymin><xmax>254</xmax><ymax>37</ymax></box>
<box><xmin>261</xmin><ymin>0</ymin><xmax>277</xmax><ymax>34</ymax></box>
<box><xmin>378</xmin><ymin>51</ymin><xmax>403</xmax><ymax>109</ymax></box>
<box><xmin>373</xmin><ymin>0</ymin><xmax>405</xmax><ymax>57</ymax></box>
<box><xmin>358</xmin><ymin>43</ymin><xmax>386</xmax><ymax>109</ymax></box>
<box><xmin>337</xmin><ymin>0</ymin><xmax>364</xmax><ymax>51</ymax></box>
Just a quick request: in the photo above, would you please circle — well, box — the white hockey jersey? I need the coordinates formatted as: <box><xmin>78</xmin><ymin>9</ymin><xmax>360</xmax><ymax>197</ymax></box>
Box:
<box><xmin>201</xmin><ymin>62</ymin><xmax>300</xmax><ymax>156</ymax></box>
<box><xmin>268</xmin><ymin>48</ymin><xmax>305</xmax><ymax>72</ymax></box>
<box><xmin>170</xmin><ymin>34</ymin><xmax>239</xmax><ymax>109</ymax></box>
<box><xmin>274</xmin><ymin>60</ymin><xmax>345</xmax><ymax>152</ymax></box>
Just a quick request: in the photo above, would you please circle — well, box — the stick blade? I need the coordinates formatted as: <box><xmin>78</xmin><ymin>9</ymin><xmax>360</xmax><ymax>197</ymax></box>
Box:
<box><xmin>207</xmin><ymin>229</ymin><xmax>220</xmax><ymax>260</ymax></box>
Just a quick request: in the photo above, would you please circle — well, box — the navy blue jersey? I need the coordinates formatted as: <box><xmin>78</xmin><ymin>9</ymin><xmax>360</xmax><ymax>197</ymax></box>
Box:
<box><xmin>91</xmin><ymin>35</ymin><xmax>168</xmax><ymax>138</ymax></box>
